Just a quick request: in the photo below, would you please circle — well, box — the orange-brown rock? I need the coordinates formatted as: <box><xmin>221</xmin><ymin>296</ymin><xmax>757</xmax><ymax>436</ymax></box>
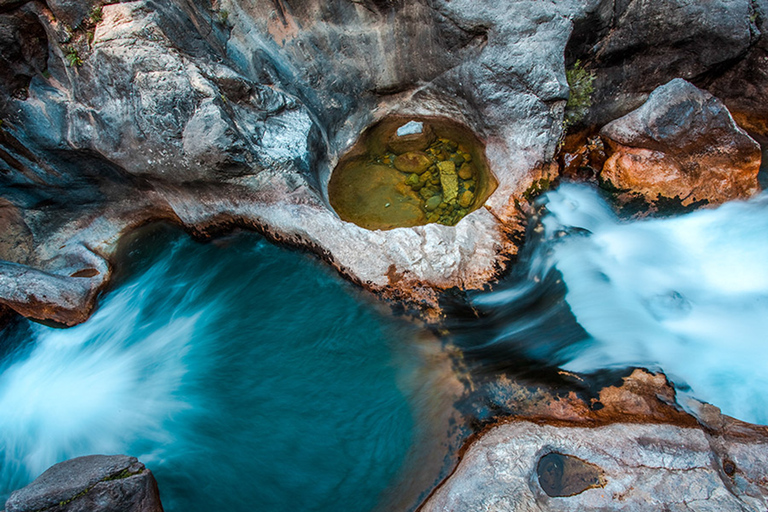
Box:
<box><xmin>421</xmin><ymin>369</ymin><xmax>768</xmax><ymax>511</ymax></box>
<box><xmin>600</xmin><ymin>79</ymin><xmax>761</xmax><ymax>206</ymax></box>
<box><xmin>558</xmin><ymin>131</ymin><xmax>607</xmax><ymax>182</ymax></box>
<box><xmin>393</xmin><ymin>151</ymin><xmax>432</xmax><ymax>174</ymax></box>
<box><xmin>387</xmin><ymin>122</ymin><xmax>436</xmax><ymax>155</ymax></box>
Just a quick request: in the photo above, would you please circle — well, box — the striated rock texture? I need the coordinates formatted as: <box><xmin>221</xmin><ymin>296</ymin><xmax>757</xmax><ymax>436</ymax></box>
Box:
<box><xmin>422</xmin><ymin>421</ymin><xmax>768</xmax><ymax>511</ymax></box>
<box><xmin>0</xmin><ymin>0</ymin><xmax>765</xmax><ymax>324</ymax></box>
<box><xmin>600</xmin><ymin>79</ymin><xmax>761</xmax><ymax>206</ymax></box>
<box><xmin>4</xmin><ymin>455</ymin><xmax>162</xmax><ymax>512</ymax></box>
<box><xmin>0</xmin><ymin>0</ymin><xmax>580</xmax><ymax>323</ymax></box>
<box><xmin>421</xmin><ymin>369</ymin><xmax>768</xmax><ymax>511</ymax></box>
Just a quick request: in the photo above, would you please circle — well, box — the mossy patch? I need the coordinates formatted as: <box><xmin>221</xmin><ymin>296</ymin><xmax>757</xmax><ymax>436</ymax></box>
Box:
<box><xmin>564</xmin><ymin>60</ymin><xmax>595</xmax><ymax>127</ymax></box>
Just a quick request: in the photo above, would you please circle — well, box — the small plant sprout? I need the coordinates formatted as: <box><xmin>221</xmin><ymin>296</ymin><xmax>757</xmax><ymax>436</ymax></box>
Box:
<box><xmin>65</xmin><ymin>47</ymin><xmax>83</xmax><ymax>67</ymax></box>
<box><xmin>90</xmin><ymin>6</ymin><xmax>103</xmax><ymax>24</ymax></box>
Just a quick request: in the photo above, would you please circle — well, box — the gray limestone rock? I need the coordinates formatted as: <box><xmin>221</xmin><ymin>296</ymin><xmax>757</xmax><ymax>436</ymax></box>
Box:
<box><xmin>0</xmin><ymin>0</ymin><xmax>766</xmax><ymax>325</ymax></box>
<box><xmin>4</xmin><ymin>455</ymin><xmax>163</xmax><ymax>512</ymax></box>
<box><xmin>0</xmin><ymin>0</ymin><xmax>575</xmax><ymax>323</ymax></box>
<box><xmin>568</xmin><ymin>0</ymin><xmax>759</xmax><ymax>127</ymax></box>
<box><xmin>422</xmin><ymin>422</ymin><xmax>768</xmax><ymax>512</ymax></box>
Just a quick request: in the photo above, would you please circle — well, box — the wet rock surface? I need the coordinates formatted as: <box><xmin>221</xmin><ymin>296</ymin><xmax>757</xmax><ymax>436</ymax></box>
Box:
<box><xmin>537</xmin><ymin>452</ymin><xmax>604</xmax><ymax>498</ymax></box>
<box><xmin>600</xmin><ymin>79</ymin><xmax>761</xmax><ymax>206</ymax></box>
<box><xmin>0</xmin><ymin>0</ymin><xmax>577</xmax><ymax>323</ymax></box>
<box><xmin>0</xmin><ymin>0</ymin><xmax>762</xmax><ymax>327</ymax></box>
<box><xmin>421</xmin><ymin>369</ymin><xmax>768</xmax><ymax>511</ymax></box>
<box><xmin>422</xmin><ymin>421</ymin><xmax>768</xmax><ymax>511</ymax></box>
<box><xmin>0</xmin><ymin>2</ymin><xmax>766</xmax><ymax>510</ymax></box>
<box><xmin>4</xmin><ymin>455</ymin><xmax>162</xmax><ymax>512</ymax></box>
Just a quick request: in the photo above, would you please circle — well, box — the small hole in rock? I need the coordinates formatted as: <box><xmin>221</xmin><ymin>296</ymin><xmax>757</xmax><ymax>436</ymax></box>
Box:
<box><xmin>723</xmin><ymin>459</ymin><xmax>736</xmax><ymax>476</ymax></box>
<box><xmin>70</xmin><ymin>268</ymin><xmax>100</xmax><ymax>278</ymax></box>
<box><xmin>537</xmin><ymin>452</ymin><xmax>604</xmax><ymax>497</ymax></box>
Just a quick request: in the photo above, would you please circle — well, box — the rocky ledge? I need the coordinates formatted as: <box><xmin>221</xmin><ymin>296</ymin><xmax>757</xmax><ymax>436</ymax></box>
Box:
<box><xmin>421</xmin><ymin>370</ymin><xmax>768</xmax><ymax>511</ymax></box>
<box><xmin>0</xmin><ymin>0</ymin><xmax>765</xmax><ymax>324</ymax></box>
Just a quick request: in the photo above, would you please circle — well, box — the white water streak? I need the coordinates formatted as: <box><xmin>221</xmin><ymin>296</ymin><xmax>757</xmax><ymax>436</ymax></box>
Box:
<box><xmin>0</xmin><ymin>257</ymin><xmax>198</xmax><ymax>491</ymax></box>
<box><xmin>541</xmin><ymin>184</ymin><xmax>768</xmax><ymax>424</ymax></box>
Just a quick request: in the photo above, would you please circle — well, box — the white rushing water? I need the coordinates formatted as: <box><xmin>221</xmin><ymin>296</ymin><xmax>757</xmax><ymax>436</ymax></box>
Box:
<box><xmin>480</xmin><ymin>183</ymin><xmax>768</xmax><ymax>424</ymax></box>
<box><xmin>0</xmin><ymin>249</ymin><xmax>198</xmax><ymax>494</ymax></box>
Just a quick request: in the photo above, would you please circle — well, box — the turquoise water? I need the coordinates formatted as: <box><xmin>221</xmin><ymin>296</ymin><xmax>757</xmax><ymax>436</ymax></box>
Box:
<box><xmin>0</xmin><ymin>225</ymin><xmax>452</xmax><ymax>511</ymax></box>
<box><xmin>6</xmin><ymin>183</ymin><xmax>768</xmax><ymax>510</ymax></box>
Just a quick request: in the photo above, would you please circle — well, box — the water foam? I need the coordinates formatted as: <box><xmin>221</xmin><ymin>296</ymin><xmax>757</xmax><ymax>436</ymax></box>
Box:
<box><xmin>0</xmin><ymin>245</ymin><xmax>197</xmax><ymax>493</ymax></box>
<box><xmin>481</xmin><ymin>183</ymin><xmax>768</xmax><ymax>424</ymax></box>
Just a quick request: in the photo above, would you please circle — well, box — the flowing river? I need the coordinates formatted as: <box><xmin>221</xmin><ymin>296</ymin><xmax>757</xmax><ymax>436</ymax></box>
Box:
<box><xmin>1</xmin><ymin>182</ymin><xmax>768</xmax><ymax>509</ymax></box>
<box><xmin>0</xmin><ymin>225</ymin><xmax>462</xmax><ymax>511</ymax></box>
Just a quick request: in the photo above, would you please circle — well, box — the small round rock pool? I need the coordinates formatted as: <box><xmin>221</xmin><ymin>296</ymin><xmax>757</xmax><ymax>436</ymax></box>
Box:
<box><xmin>328</xmin><ymin>117</ymin><xmax>498</xmax><ymax>230</ymax></box>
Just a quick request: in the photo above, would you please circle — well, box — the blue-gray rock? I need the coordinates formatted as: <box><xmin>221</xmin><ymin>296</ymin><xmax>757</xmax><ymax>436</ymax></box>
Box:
<box><xmin>4</xmin><ymin>455</ymin><xmax>163</xmax><ymax>512</ymax></box>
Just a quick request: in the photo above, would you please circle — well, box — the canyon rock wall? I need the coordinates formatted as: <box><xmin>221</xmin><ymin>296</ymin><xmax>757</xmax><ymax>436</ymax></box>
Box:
<box><xmin>0</xmin><ymin>0</ymin><xmax>764</xmax><ymax>323</ymax></box>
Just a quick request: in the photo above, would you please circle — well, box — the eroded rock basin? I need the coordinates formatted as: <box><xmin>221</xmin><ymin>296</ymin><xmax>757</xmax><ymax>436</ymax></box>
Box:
<box><xmin>329</xmin><ymin>117</ymin><xmax>498</xmax><ymax>230</ymax></box>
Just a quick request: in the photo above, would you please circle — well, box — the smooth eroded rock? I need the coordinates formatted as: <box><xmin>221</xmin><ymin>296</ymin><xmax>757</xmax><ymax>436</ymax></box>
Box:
<box><xmin>600</xmin><ymin>79</ymin><xmax>761</xmax><ymax>205</ymax></box>
<box><xmin>537</xmin><ymin>452</ymin><xmax>604</xmax><ymax>497</ymax></box>
<box><xmin>387</xmin><ymin>122</ymin><xmax>436</xmax><ymax>154</ymax></box>
<box><xmin>422</xmin><ymin>421</ymin><xmax>768</xmax><ymax>511</ymax></box>
<box><xmin>393</xmin><ymin>151</ymin><xmax>432</xmax><ymax>174</ymax></box>
<box><xmin>5</xmin><ymin>455</ymin><xmax>163</xmax><ymax>512</ymax></box>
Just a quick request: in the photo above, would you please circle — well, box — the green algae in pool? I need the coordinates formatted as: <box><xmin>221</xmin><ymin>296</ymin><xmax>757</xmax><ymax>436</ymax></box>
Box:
<box><xmin>328</xmin><ymin>117</ymin><xmax>498</xmax><ymax>230</ymax></box>
<box><xmin>0</xmin><ymin>224</ymin><xmax>454</xmax><ymax>512</ymax></box>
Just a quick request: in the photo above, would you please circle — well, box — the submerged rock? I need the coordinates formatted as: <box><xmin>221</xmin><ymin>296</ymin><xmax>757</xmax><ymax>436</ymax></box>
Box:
<box><xmin>425</xmin><ymin>195</ymin><xmax>442</xmax><ymax>212</ymax></box>
<box><xmin>4</xmin><ymin>455</ymin><xmax>163</xmax><ymax>512</ymax></box>
<box><xmin>437</xmin><ymin>161</ymin><xmax>458</xmax><ymax>203</ymax></box>
<box><xmin>394</xmin><ymin>152</ymin><xmax>432</xmax><ymax>175</ymax></box>
<box><xmin>457</xmin><ymin>163</ymin><xmax>474</xmax><ymax>180</ymax></box>
<box><xmin>387</xmin><ymin>122</ymin><xmax>435</xmax><ymax>154</ymax></box>
<box><xmin>458</xmin><ymin>190</ymin><xmax>474</xmax><ymax>208</ymax></box>
<box><xmin>600</xmin><ymin>79</ymin><xmax>761</xmax><ymax>206</ymax></box>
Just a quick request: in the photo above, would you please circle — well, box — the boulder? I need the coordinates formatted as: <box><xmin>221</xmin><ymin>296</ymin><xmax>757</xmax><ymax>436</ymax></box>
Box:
<box><xmin>387</xmin><ymin>122</ymin><xmax>436</xmax><ymax>154</ymax></box>
<box><xmin>4</xmin><ymin>455</ymin><xmax>163</xmax><ymax>512</ymax></box>
<box><xmin>567</xmin><ymin>0</ymin><xmax>758</xmax><ymax>127</ymax></box>
<box><xmin>393</xmin><ymin>151</ymin><xmax>432</xmax><ymax>174</ymax></box>
<box><xmin>599</xmin><ymin>79</ymin><xmax>761</xmax><ymax>205</ymax></box>
<box><xmin>421</xmin><ymin>421</ymin><xmax>768</xmax><ymax>511</ymax></box>
<box><xmin>422</xmin><ymin>369</ymin><xmax>768</xmax><ymax>511</ymax></box>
